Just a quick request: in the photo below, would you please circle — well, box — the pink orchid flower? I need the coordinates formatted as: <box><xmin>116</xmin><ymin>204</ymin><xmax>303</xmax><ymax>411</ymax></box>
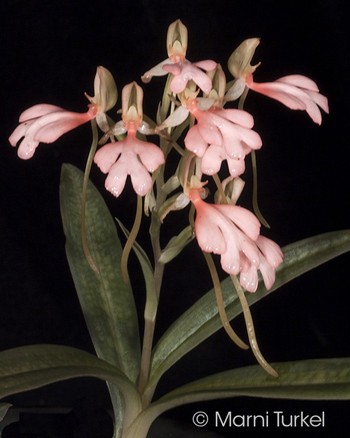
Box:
<box><xmin>187</xmin><ymin>101</ymin><xmax>262</xmax><ymax>176</ymax></box>
<box><xmin>9</xmin><ymin>66</ymin><xmax>117</xmax><ymax>159</ymax></box>
<box><xmin>94</xmin><ymin>82</ymin><xmax>164</xmax><ymax>197</ymax></box>
<box><xmin>141</xmin><ymin>19</ymin><xmax>217</xmax><ymax>94</ymax></box>
<box><xmin>245</xmin><ymin>74</ymin><xmax>329</xmax><ymax>125</ymax></box>
<box><xmin>161</xmin><ymin>93</ymin><xmax>262</xmax><ymax>177</ymax></box>
<box><xmin>228</xmin><ymin>38</ymin><xmax>329</xmax><ymax>124</ymax></box>
<box><xmin>189</xmin><ymin>188</ymin><xmax>283</xmax><ymax>292</ymax></box>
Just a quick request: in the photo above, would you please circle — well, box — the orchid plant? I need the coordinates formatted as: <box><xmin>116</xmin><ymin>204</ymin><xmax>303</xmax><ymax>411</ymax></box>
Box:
<box><xmin>2</xmin><ymin>19</ymin><xmax>350</xmax><ymax>438</ymax></box>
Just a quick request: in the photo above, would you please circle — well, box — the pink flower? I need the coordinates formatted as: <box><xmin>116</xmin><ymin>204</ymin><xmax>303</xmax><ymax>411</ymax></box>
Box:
<box><xmin>227</xmin><ymin>38</ymin><xmax>329</xmax><ymax>125</ymax></box>
<box><xmin>141</xmin><ymin>19</ymin><xmax>217</xmax><ymax>94</ymax></box>
<box><xmin>9</xmin><ymin>105</ymin><xmax>96</xmax><ymax>159</ymax></box>
<box><xmin>162</xmin><ymin>60</ymin><xmax>217</xmax><ymax>94</ymax></box>
<box><xmin>9</xmin><ymin>66</ymin><xmax>118</xmax><ymax>159</ymax></box>
<box><xmin>189</xmin><ymin>188</ymin><xmax>283</xmax><ymax>292</ymax></box>
<box><xmin>94</xmin><ymin>135</ymin><xmax>164</xmax><ymax>197</ymax></box>
<box><xmin>245</xmin><ymin>74</ymin><xmax>329</xmax><ymax>125</ymax></box>
<box><xmin>94</xmin><ymin>82</ymin><xmax>164</xmax><ymax>197</ymax></box>
<box><xmin>185</xmin><ymin>100</ymin><xmax>262</xmax><ymax>176</ymax></box>
<box><xmin>239</xmin><ymin>235</ymin><xmax>284</xmax><ymax>292</ymax></box>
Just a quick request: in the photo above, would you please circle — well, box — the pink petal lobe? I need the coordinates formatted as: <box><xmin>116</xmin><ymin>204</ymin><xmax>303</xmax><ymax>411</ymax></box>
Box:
<box><xmin>256</xmin><ymin>235</ymin><xmax>283</xmax><ymax>267</ymax></box>
<box><xmin>94</xmin><ymin>142</ymin><xmax>124</xmax><ymax>174</ymax></box>
<box><xmin>276</xmin><ymin>75</ymin><xmax>319</xmax><ymax>92</ymax></box>
<box><xmin>162</xmin><ymin>63</ymin><xmax>182</xmax><ymax>76</ymax></box>
<box><xmin>220</xmin><ymin>241</ymin><xmax>242</xmax><ymax>275</ymax></box>
<box><xmin>215</xmin><ymin>108</ymin><xmax>254</xmax><ymax>129</ymax></box>
<box><xmin>305</xmin><ymin>90</ymin><xmax>329</xmax><ymax>114</ymax></box>
<box><xmin>128</xmin><ymin>158</ymin><xmax>153</xmax><ymax>196</ymax></box>
<box><xmin>249</xmin><ymin>81</ymin><xmax>307</xmax><ymax>111</ymax></box>
<box><xmin>19</xmin><ymin>104</ymin><xmax>65</xmax><ymax>122</ymax></box>
<box><xmin>17</xmin><ymin>139</ymin><xmax>39</xmax><ymax>160</ymax></box>
<box><xmin>193</xmin><ymin>60</ymin><xmax>217</xmax><ymax>71</ymax></box>
<box><xmin>201</xmin><ymin>144</ymin><xmax>225</xmax><ymax>175</ymax></box>
<box><xmin>9</xmin><ymin>120</ymin><xmax>35</xmax><ymax>146</ymax></box>
<box><xmin>34</xmin><ymin>112</ymin><xmax>93</xmax><ymax>143</ymax></box>
<box><xmin>258</xmin><ymin>256</ymin><xmax>276</xmax><ymax>290</ymax></box>
<box><xmin>216</xmin><ymin>205</ymin><xmax>261</xmax><ymax>241</ymax></box>
<box><xmin>195</xmin><ymin>212</ymin><xmax>226</xmax><ymax>254</ymax></box>
<box><xmin>240</xmin><ymin>264</ymin><xmax>259</xmax><ymax>292</ymax></box>
<box><xmin>134</xmin><ymin>139</ymin><xmax>165</xmax><ymax>172</ymax></box>
<box><xmin>226</xmin><ymin>156</ymin><xmax>246</xmax><ymax>176</ymax></box>
<box><xmin>105</xmin><ymin>160</ymin><xmax>128</xmax><ymax>198</ymax></box>
<box><xmin>197</xmin><ymin>116</ymin><xmax>223</xmax><ymax>146</ymax></box>
<box><xmin>184</xmin><ymin>125</ymin><xmax>209</xmax><ymax>157</ymax></box>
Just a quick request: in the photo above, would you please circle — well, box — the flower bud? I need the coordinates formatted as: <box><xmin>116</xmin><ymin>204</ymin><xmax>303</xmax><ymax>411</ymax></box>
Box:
<box><xmin>228</xmin><ymin>38</ymin><xmax>260</xmax><ymax>79</ymax></box>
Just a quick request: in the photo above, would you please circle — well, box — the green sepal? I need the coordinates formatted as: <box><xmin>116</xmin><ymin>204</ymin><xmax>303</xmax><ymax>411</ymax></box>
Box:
<box><xmin>159</xmin><ymin>226</ymin><xmax>194</xmax><ymax>264</ymax></box>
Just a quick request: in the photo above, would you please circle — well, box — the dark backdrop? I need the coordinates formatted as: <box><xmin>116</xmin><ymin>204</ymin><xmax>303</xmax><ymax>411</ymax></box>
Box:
<box><xmin>1</xmin><ymin>0</ymin><xmax>350</xmax><ymax>436</ymax></box>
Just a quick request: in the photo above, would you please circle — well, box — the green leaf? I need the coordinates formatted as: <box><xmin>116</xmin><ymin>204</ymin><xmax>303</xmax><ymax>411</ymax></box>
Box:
<box><xmin>146</xmin><ymin>230</ymin><xmax>350</xmax><ymax>398</ymax></box>
<box><xmin>60</xmin><ymin>164</ymin><xmax>141</xmax><ymax>437</ymax></box>
<box><xmin>125</xmin><ymin>358</ymin><xmax>350</xmax><ymax>438</ymax></box>
<box><xmin>60</xmin><ymin>164</ymin><xmax>140</xmax><ymax>382</ymax></box>
<box><xmin>0</xmin><ymin>403</ymin><xmax>12</xmax><ymax>422</ymax></box>
<box><xmin>0</xmin><ymin>345</ymin><xmax>140</xmax><ymax>415</ymax></box>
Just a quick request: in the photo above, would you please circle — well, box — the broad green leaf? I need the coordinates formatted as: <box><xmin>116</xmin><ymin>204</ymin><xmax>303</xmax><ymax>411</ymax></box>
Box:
<box><xmin>125</xmin><ymin>358</ymin><xmax>350</xmax><ymax>438</ymax></box>
<box><xmin>0</xmin><ymin>345</ymin><xmax>141</xmax><ymax>420</ymax></box>
<box><xmin>60</xmin><ymin>164</ymin><xmax>140</xmax><ymax>382</ymax></box>
<box><xmin>146</xmin><ymin>230</ymin><xmax>350</xmax><ymax>397</ymax></box>
<box><xmin>60</xmin><ymin>164</ymin><xmax>141</xmax><ymax>437</ymax></box>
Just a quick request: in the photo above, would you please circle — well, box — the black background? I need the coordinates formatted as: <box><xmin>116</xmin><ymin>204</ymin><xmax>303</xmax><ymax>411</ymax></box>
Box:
<box><xmin>1</xmin><ymin>0</ymin><xmax>350</xmax><ymax>436</ymax></box>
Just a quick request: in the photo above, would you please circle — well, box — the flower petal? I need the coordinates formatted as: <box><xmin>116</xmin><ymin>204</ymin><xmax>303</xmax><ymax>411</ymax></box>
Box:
<box><xmin>197</xmin><ymin>117</ymin><xmax>223</xmax><ymax>146</ymax></box>
<box><xmin>160</xmin><ymin>106</ymin><xmax>189</xmax><ymax>130</ymax></box>
<box><xmin>134</xmin><ymin>140</ymin><xmax>165</xmax><ymax>172</ymax></box>
<box><xmin>33</xmin><ymin>111</ymin><xmax>93</xmax><ymax>143</ymax></box>
<box><xmin>215</xmin><ymin>108</ymin><xmax>254</xmax><ymax>129</ymax></box>
<box><xmin>240</xmin><ymin>264</ymin><xmax>259</xmax><ymax>292</ymax></box>
<box><xmin>105</xmin><ymin>159</ymin><xmax>128</xmax><ymax>197</ymax></box>
<box><xmin>256</xmin><ymin>235</ymin><xmax>283</xmax><ymax>267</ymax></box>
<box><xmin>258</xmin><ymin>255</ymin><xmax>276</xmax><ymax>290</ymax></box>
<box><xmin>226</xmin><ymin>156</ymin><xmax>246</xmax><ymax>176</ymax></box>
<box><xmin>215</xmin><ymin>204</ymin><xmax>261</xmax><ymax>241</ymax></box>
<box><xmin>94</xmin><ymin>142</ymin><xmax>124</xmax><ymax>174</ymax></box>
<box><xmin>128</xmin><ymin>158</ymin><xmax>153</xmax><ymax>196</ymax></box>
<box><xmin>220</xmin><ymin>241</ymin><xmax>242</xmax><ymax>275</ymax></box>
<box><xmin>248</xmin><ymin>79</ymin><xmax>327</xmax><ymax>125</ymax></box>
<box><xmin>200</xmin><ymin>144</ymin><xmax>225</xmax><ymax>175</ymax></box>
<box><xmin>193</xmin><ymin>60</ymin><xmax>217</xmax><ymax>71</ymax></box>
<box><xmin>141</xmin><ymin>59</ymin><xmax>170</xmax><ymax>83</ymax></box>
<box><xmin>195</xmin><ymin>214</ymin><xmax>226</xmax><ymax>254</ymax></box>
<box><xmin>276</xmin><ymin>74</ymin><xmax>319</xmax><ymax>92</ymax></box>
<box><xmin>19</xmin><ymin>104</ymin><xmax>65</xmax><ymax>122</ymax></box>
<box><xmin>184</xmin><ymin>125</ymin><xmax>209</xmax><ymax>157</ymax></box>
